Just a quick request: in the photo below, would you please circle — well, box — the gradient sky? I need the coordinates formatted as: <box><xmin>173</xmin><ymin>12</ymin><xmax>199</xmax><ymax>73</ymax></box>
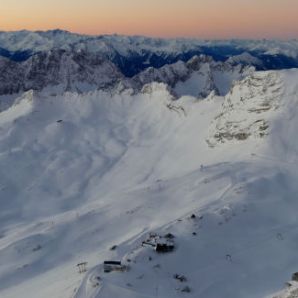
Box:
<box><xmin>1</xmin><ymin>0</ymin><xmax>298</xmax><ymax>38</ymax></box>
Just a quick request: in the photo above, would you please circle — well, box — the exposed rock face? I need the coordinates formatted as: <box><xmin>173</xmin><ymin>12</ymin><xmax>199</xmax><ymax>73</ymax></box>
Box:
<box><xmin>0</xmin><ymin>31</ymin><xmax>256</xmax><ymax>103</ymax></box>
<box><xmin>131</xmin><ymin>55</ymin><xmax>253</xmax><ymax>98</ymax></box>
<box><xmin>130</xmin><ymin>60</ymin><xmax>189</xmax><ymax>90</ymax></box>
<box><xmin>207</xmin><ymin>71</ymin><xmax>283</xmax><ymax>146</ymax></box>
<box><xmin>0</xmin><ymin>51</ymin><xmax>252</xmax><ymax>98</ymax></box>
<box><xmin>272</xmin><ymin>281</ymin><xmax>298</xmax><ymax>298</ymax></box>
<box><xmin>0</xmin><ymin>49</ymin><xmax>124</xmax><ymax>95</ymax></box>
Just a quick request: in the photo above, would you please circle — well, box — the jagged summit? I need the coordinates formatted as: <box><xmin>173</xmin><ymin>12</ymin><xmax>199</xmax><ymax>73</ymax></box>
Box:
<box><xmin>0</xmin><ymin>51</ymin><xmax>251</xmax><ymax>97</ymax></box>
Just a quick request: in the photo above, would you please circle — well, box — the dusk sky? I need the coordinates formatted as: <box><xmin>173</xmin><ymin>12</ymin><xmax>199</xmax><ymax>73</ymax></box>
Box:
<box><xmin>1</xmin><ymin>0</ymin><xmax>298</xmax><ymax>38</ymax></box>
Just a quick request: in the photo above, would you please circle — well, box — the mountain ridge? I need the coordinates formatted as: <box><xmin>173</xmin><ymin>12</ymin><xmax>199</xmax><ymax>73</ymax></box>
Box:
<box><xmin>1</xmin><ymin>30</ymin><xmax>298</xmax><ymax>78</ymax></box>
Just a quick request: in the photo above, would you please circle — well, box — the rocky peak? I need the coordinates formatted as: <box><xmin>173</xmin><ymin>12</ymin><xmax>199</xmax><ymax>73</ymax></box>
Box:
<box><xmin>207</xmin><ymin>71</ymin><xmax>283</xmax><ymax>146</ymax></box>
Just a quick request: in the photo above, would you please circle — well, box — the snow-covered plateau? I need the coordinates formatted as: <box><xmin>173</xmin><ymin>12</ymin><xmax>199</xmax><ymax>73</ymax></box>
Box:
<box><xmin>1</xmin><ymin>61</ymin><xmax>298</xmax><ymax>298</ymax></box>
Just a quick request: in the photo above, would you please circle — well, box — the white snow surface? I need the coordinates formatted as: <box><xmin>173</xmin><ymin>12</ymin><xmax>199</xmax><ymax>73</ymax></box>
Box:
<box><xmin>1</xmin><ymin>70</ymin><xmax>298</xmax><ymax>298</ymax></box>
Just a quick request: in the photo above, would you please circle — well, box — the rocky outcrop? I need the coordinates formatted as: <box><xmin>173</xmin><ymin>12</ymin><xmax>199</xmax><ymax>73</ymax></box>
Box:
<box><xmin>0</xmin><ymin>49</ymin><xmax>124</xmax><ymax>95</ymax></box>
<box><xmin>207</xmin><ymin>71</ymin><xmax>283</xmax><ymax>146</ymax></box>
<box><xmin>130</xmin><ymin>55</ymin><xmax>253</xmax><ymax>98</ymax></box>
<box><xmin>130</xmin><ymin>60</ymin><xmax>189</xmax><ymax>89</ymax></box>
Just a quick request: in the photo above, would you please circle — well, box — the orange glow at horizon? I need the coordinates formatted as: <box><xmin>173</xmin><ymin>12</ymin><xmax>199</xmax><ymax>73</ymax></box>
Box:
<box><xmin>1</xmin><ymin>0</ymin><xmax>298</xmax><ymax>39</ymax></box>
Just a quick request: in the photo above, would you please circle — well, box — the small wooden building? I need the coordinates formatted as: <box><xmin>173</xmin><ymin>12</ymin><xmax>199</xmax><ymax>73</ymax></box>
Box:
<box><xmin>103</xmin><ymin>261</ymin><xmax>124</xmax><ymax>273</ymax></box>
<box><xmin>142</xmin><ymin>241</ymin><xmax>156</xmax><ymax>248</ymax></box>
<box><xmin>142</xmin><ymin>234</ymin><xmax>175</xmax><ymax>253</ymax></box>
<box><xmin>155</xmin><ymin>243</ymin><xmax>175</xmax><ymax>253</ymax></box>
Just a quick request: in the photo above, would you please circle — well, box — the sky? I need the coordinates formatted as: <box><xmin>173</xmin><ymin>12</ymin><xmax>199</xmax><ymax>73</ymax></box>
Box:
<box><xmin>1</xmin><ymin>0</ymin><xmax>298</xmax><ymax>39</ymax></box>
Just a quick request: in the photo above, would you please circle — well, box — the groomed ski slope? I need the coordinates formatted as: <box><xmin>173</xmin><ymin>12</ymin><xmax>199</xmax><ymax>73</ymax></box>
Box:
<box><xmin>1</xmin><ymin>70</ymin><xmax>298</xmax><ymax>298</ymax></box>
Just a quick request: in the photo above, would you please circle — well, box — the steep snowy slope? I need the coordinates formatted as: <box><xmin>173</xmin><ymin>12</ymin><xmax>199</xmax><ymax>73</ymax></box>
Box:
<box><xmin>1</xmin><ymin>69</ymin><xmax>298</xmax><ymax>298</ymax></box>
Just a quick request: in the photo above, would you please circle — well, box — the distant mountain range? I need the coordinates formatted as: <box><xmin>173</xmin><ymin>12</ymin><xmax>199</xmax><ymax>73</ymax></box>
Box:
<box><xmin>0</xmin><ymin>30</ymin><xmax>298</xmax><ymax>78</ymax></box>
<box><xmin>1</xmin><ymin>30</ymin><xmax>297</xmax><ymax>96</ymax></box>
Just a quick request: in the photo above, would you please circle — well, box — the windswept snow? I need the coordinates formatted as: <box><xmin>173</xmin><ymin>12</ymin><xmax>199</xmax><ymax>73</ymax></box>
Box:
<box><xmin>1</xmin><ymin>69</ymin><xmax>298</xmax><ymax>298</ymax></box>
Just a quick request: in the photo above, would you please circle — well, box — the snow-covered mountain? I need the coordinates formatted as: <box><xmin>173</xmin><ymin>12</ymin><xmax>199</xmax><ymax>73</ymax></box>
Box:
<box><xmin>1</xmin><ymin>65</ymin><xmax>298</xmax><ymax>298</ymax></box>
<box><xmin>226</xmin><ymin>52</ymin><xmax>263</xmax><ymax>66</ymax></box>
<box><xmin>2</xmin><ymin>29</ymin><xmax>298</xmax><ymax>298</ymax></box>
<box><xmin>1</xmin><ymin>29</ymin><xmax>298</xmax><ymax>96</ymax></box>
<box><xmin>0</xmin><ymin>50</ymin><xmax>251</xmax><ymax>97</ymax></box>
<box><xmin>0</xmin><ymin>49</ymin><xmax>123</xmax><ymax>95</ymax></box>
<box><xmin>130</xmin><ymin>55</ymin><xmax>253</xmax><ymax>98</ymax></box>
<box><xmin>1</xmin><ymin>30</ymin><xmax>298</xmax><ymax>77</ymax></box>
